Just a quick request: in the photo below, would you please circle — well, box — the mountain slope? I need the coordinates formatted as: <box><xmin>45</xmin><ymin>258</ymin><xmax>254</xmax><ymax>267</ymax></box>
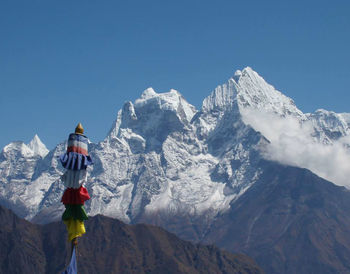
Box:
<box><xmin>0</xmin><ymin>205</ymin><xmax>45</xmax><ymax>273</ymax></box>
<box><xmin>0</xmin><ymin>205</ymin><xmax>263</xmax><ymax>274</ymax></box>
<box><xmin>1</xmin><ymin>67</ymin><xmax>349</xmax><ymax>224</ymax></box>
<box><xmin>1</xmin><ymin>67</ymin><xmax>350</xmax><ymax>273</ymax></box>
<box><xmin>204</xmin><ymin>160</ymin><xmax>350</xmax><ymax>274</ymax></box>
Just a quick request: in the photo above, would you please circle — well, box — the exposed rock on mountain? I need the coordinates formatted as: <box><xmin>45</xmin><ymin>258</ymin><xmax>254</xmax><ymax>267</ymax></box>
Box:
<box><xmin>1</xmin><ymin>67</ymin><xmax>350</xmax><ymax>273</ymax></box>
<box><xmin>2</xmin><ymin>67</ymin><xmax>349</xmax><ymax>224</ymax></box>
<box><xmin>203</xmin><ymin>160</ymin><xmax>350</xmax><ymax>274</ymax></box>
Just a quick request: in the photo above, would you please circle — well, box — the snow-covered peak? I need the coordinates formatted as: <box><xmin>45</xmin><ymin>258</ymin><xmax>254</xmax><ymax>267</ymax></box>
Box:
<box><xmin>107</xmin><ymin>88</ymin><xmax>197</xmax><ymax>148</ymax></box>
<box><xmin>2</xmin><ymin>65</ymin><xmax>350</xmax><ymax>228</ymax></box>
<box><xmin>135</xmin><ymin>88</ymin><xmax>196</xmax><ymax>123</ymax></box>
<box><xmin>27</xmin><ymin>134</ymin><xmax>49</xmax><ymax>158</ymax></box>
<box><xmin>309</xmin><ymin>109</ymin><xmax>349</xmax><ymax>130</ymax></box>
<box><xmin>140</xmin><ymin>87</ymin><xmax>157</xmax><ymax>99</ymax></box>
<box><xmin>306</xmin><ymin>109</ymin><xmax>350</xmax><ymax>142</ymax></box>
<box><xmin>236</xmin><ymin>67</ymin><xmax>303</xmax><ymax>116</ymax></box>
<box><xmin>233</xmin><ymin>69</ymin><xmax>242</xmax><ymax>82</ymax></box>
<box><xmin>2</xmin><ymin>141</ymin><xmax>35</xmax><ymax>158</ymax></box>
<box><xmin>1</xmin><ymin>135</ymin><xmax>48</xmax><ymax>159</ymax></box>
<box><xmin>202</xmin><ymin>79</ymin><xmax>237</xmax><ymax>113</ymax></box>
<box><xmin>202</xmin><ymin>67</ymin><xmax>304</xmax><ymax>118</ymax></box>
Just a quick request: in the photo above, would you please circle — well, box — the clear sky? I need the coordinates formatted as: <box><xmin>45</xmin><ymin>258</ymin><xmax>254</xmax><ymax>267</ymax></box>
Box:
<box><xmin>1</xmin><ymin>0</ymin><xmax>349</xmax><ymax>149</ymax></box>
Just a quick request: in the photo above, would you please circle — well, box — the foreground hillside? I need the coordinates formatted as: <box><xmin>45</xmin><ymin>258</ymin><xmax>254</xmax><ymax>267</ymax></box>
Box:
<box><xmin>0</xmin><ymin>206</ymin><xmax>262</xmax><ymax>274</ymax></box>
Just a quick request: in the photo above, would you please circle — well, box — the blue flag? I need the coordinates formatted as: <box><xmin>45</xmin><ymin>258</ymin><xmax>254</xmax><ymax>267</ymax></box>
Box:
<box><xmin>62</xmin><ymin>246</ymin><xmax>77</xmax><ymax>274</ymax></box>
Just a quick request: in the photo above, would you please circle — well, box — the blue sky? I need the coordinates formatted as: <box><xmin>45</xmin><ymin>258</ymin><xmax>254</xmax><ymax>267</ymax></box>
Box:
<box><xmin>1</xmin><ymin>0</ymin><xmax>349</xmax><ymax>149</ymax></box>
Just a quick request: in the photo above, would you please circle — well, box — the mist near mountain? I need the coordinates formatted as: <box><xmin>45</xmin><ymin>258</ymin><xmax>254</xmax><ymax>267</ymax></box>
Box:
<box><xmin>242</xmin><ymin>108</ymin><xmax>350</xmax><ymax>187</ymax></box>
<box><xmin>1</xmin><ymin>67</ymin><xmax>350</xmax><ymax>273</ymax></box>
<box><xmin>1</xmin><ymin>66</ymin><xmax>349</xmax><ymax>224</ymax></box>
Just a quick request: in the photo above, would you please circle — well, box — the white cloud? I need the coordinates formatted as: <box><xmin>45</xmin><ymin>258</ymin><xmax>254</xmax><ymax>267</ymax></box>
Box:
<box><xmin>241</xmin><ymin>108</ymin><xmax>350</xmax><ymax>187</ymax></box>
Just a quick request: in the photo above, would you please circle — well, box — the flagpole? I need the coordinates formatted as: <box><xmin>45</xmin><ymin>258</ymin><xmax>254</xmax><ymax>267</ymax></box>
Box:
<box><xmin>59</xmin><ymin>123</ymin><xmax>93</xmax><ymax>274</ymax></box>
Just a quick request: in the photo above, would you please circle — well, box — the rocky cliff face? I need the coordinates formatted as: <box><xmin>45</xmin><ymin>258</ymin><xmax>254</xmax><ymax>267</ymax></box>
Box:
<box><xmin>1</xmin><ymin>67</ymin><xmax>350</xmax><ymax>273</ymax></box>
<box><xmin>2</xmin><ymin>67</ymin><xmax>348</xmax><ymax>224</ymax></box>
<box><xmin>203</xmin><ymin>160</ymin><xmax>350</xmax><ymax>274</ymax></box>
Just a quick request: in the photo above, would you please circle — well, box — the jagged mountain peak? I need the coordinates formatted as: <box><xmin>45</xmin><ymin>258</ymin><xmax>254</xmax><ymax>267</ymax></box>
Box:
<box><xmin>233</xmin><ymin>69</ymin><xmax>242</xmax><ymax>82</ymax></box>
<box><xmin>2</xmin><ymin>67</ymin><xmax>350</xmax><ymax>221</ymax></box>
<box><xmin>140</xmin><ymin>87</ymin><xmax>181</xmax><ymax>99</ymax></box>
<box><xmin>108</xmin><ymin>88</ymin><xmax>197</xmax><ymax>142</ymax></box>
<box><xmin>306</xmin><ymin>109</ymin><xmax>350</xmax><ymax>142</ymax></box>
<box><xmin>1</xmin><ymin>66</ymin><xmax>350</xmax><ymax>274</ymax></box>
<box><xmin>311</xmin><ymin>109</ymin><xmax>348</xmax><ymax>123</ymax></box>
<box><xmin>140</xmin><ymin>87</ymin><xmax>157</xmax><ymax>98</ymax></box>
<box><xmin>232</xmin><ymin>66</ymin><xmax>254</xmax><ymax>81</ymax></box>
<box><xmin>202</xmin><ymin>67</ymin><xmax>304</xmax><ymax>118</ymax></box>
<box><xmin>135</xmin><ymin>88</ymin><xmax>196</xmax><ymax>122</ymax></box>
<box><xmin>236</xmin><ymin>67</ymin><xmax>304</xmax><ymax>117</ymax></box>
<box><xmin>2</xmin><ymin>135</ymin><xmax>49</xmax><ymax>159</ymax></box>
<box><xmin>138</xmin><ymin>87</ymin><xmax>185</xmax><ymax>101</ymax></box>
<box><xmin>27</xmin><ymin>134</ymin><xmax>49</xmax><ymax>158</ymax></box>
<box><xmin>2</xmin><ymin>141</ymin><xmax>35</xmax><ymax>158</ymax></box>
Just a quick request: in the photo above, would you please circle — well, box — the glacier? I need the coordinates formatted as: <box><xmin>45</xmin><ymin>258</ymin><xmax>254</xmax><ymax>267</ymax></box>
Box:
<box><xmin>1</xmin><ymin>67</ymin><xmax>349</xmax><ymax>225</ymax></box>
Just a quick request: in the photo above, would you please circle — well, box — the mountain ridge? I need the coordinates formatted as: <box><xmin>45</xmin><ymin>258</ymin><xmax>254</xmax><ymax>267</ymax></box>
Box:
<box><xmin>0</xmin><ymin>205</ymin><xmax>263</xmax><ymax>274</ymax></box>
<box><xmin>203</xmin><ymin>159</ymin><xmax>350</xmax><ymax>273</ymax></box>
<box><xmin>1</xmin><ymin>67</ymin><xmax>350</xmax><ymax>273</ymax></box>
<box><xmin>1</xmin><ymin>67</ymin><xmax>349</xmax><ymax>223</ymax></box>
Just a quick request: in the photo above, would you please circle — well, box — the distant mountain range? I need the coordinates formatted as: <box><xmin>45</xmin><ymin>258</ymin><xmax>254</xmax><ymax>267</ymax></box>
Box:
<box><xmin>0</xmin><ymin>205</ymin><xmax>262</xmax><ymax>273</ymax></box>
<box><xmin>1</xmin><ymin>67</ymin><xmax>350</xmax><ymax>273</ymax></box>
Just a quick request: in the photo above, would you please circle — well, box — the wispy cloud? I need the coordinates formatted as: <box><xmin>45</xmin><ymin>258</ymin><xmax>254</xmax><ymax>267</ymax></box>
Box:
<box><xmin>241</xmin><ymin>109</ymin><xmax>350</xmax><ymax>187</ymax></box>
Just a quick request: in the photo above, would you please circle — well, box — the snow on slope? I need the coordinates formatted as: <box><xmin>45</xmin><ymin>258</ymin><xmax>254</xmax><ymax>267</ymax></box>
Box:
<box><xmin>27</xmin><ymin>135</ymin><xmax>49</xmax><ymax>158</ymax></box>
<box><xmin>1</xmin><ymin>67</ymin><xmax>349</xmax><ymax>224</ymax></box>
<box><xmin>87</xmin><ymin>88</ymin><xmax>240</xmax><ymax>223</ymax></box>
<box><xmin>236</xmin><ymin>69</ymin><xmax>350</xmax><ymax>186</ymax></box>
<box><xmin>0</xmin><ymin>135</ymin><xmax>56</xmax><ymax>219</ymax></box>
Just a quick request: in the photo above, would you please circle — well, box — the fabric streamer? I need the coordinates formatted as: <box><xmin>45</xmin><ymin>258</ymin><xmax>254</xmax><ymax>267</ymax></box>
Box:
<box><xmin>61</xmin><ymin>187</ymin><xmax>91</xmax><ymax>205</ymax></box>
<box><xmin>60</xmin><ymin>123</ymin><xmax>93</xmax><ymax>242</ymax></box>
<box><xmin>61</xmin><ymin>246</ymin><xmax>77</xmax><ymax>274</ymax></box>
<box><xmin>60</xmin><ymin>123</ymin><xmax>92</xmax><ymax>273</ymax></box>
<box><xmin>60</xmin><ymin>151</ymin><xmax>93</xmax><ymax>170</ymax></box>
<box><xmin>61</xmin><ymin>169</ymin><xmax>87</xmax><ymax>189</ymax></box>
<box><xmin>62</xmin><ymin>204</ymin><xmax>89</xmax><ymax>221</ymax></box>
<box><xmin>60</xmin><ymin>133</ymin><xmax>93</xmax><ymax>170</ymax></box>
<box><xmin>63</xmin><ymin>219</ymin><xmax>86</xmax><ymax>242</ymax></box>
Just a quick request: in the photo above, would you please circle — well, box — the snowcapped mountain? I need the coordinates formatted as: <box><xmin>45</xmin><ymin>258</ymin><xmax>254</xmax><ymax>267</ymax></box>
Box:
<box><xmin>27</xmin><ymin>134</ymin><xmax>49</xmax><ymax>157</ymax></box>
<box><xmin>307</xmin><ymin>109</ymin><xmax>350</xmax><ymax>143</ymax></box>
<box><xmin>0</xmin><ymin>135</ymin><xmax>64</xmax><ymax>220</ymax></box>
<box><xmin>2</xmin><ymin>67</ymin><xmax>350</xmax><ymax>273</ymax></box>
<box><xmin>1</xmin><ymin>67</ymin><xmax>349</xmax><ymax>226</ymax></box>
